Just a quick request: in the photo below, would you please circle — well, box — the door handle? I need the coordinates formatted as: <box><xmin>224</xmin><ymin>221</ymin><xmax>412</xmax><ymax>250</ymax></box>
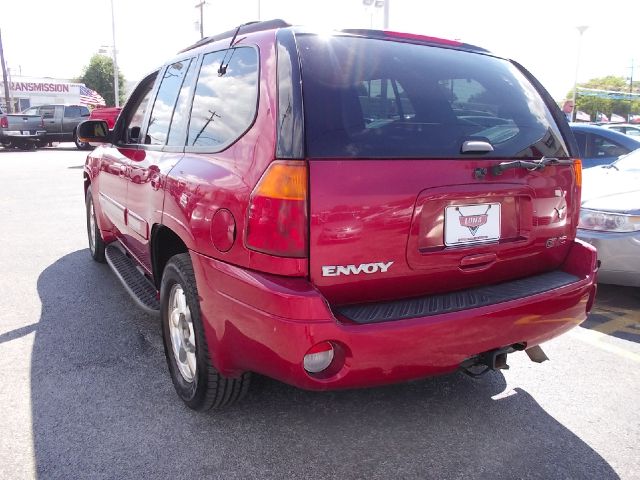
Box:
<box><xmin>459</xmin><ymin>252</ymin><xmax>497</xmax><ymax>272</ymax></box>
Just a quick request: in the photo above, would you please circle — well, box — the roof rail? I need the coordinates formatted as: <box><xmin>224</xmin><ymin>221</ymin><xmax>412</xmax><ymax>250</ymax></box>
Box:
<box><xmin>179</xmin><ymin>19</ymin><xmax>291</xmax><ymax>53</ymax></box>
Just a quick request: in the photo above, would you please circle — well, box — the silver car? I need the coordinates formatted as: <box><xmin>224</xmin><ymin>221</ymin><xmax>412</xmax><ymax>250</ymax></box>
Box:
<box><xmin>578</xmin><ymin>151</ymin><xmax>640</xmax><ymax>286</ymax></box>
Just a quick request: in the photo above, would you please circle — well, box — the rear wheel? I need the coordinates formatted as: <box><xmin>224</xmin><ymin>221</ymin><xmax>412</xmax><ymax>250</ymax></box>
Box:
<box><xmin>161</xmin><ymin>253</ymin><xmax>250</xmax><ymax>411</ymax></box>
<box><xmin>85</xmin><ymin>186</ymin><xmax>106</xmax><ymax>262</ymax></box>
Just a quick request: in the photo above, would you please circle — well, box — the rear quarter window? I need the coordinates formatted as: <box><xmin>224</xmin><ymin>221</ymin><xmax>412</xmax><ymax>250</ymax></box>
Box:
<box><xmin>186</xmin><ymin>47</ymin><xmax>259</xmax><ymax>150</ymax></box>
<box><xmin>296</xmin><ymin>35</ymin><xmax>569</xmax><ymax>159</ymax></box>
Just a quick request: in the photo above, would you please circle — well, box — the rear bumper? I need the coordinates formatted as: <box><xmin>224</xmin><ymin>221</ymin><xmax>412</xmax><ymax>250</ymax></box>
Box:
<box><xmin>191</xmin><ymin>239</ymin><xmax>598</xmax><ymax>391</ymax></box>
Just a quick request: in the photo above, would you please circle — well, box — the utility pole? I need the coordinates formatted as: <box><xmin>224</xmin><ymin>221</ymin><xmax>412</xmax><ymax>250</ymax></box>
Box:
<box><xmin>629</xmin><ymin>59</ymin><xmax>634</xmax><ymax>122</ymax></box>
<box><xmin>0</xmin><ymin>29</ymin><xmax>12</xmax><ymax>113</ymax></box>
<box><xmin>110</xmin><ymin>0</ymin><xmax>120</xmax><ymax>107</ymax></box>
<box><xmin>195</xmin><ymin>1</ymin><xmax>206</xmax><ymax>39</ymax></box>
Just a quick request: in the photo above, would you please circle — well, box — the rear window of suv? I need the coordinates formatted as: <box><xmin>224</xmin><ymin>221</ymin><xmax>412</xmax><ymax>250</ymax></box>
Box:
<box><xmin>296</xmin><ymin>35</ymin><xmax>569</xmax><ymax>159</ymax></box>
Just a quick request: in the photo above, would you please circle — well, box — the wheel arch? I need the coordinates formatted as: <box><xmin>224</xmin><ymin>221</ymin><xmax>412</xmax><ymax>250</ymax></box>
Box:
<box><xmin>151</xmin><ymin>224</ymin><xmax>190</xmax><ymax>289</ymax></box>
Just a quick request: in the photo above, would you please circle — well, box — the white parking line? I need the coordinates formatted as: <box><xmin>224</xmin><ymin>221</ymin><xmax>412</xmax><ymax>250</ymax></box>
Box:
<box><xmin>570</xmin><ymin>327</ymin><xmax>640</xmax><ymax>363</ymax></box>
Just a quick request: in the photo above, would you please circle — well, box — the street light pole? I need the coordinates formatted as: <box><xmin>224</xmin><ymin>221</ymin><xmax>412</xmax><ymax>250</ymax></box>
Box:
<box><xmin>383</xmin><ymin>0</ymin><xmax>389</xmax><ymax>29</ymax></box>
<box><xmin>571</xmin><ymin>25</ymin><xmax>588</xmax><ymax>122</ymax></box>
<box><xmin>110</xmin><ymin>0</ymin><xmax>120</xmax><ymax>107</ymax></box>
<box><xmin>195</xmin><ymin>1</ymin><xmax>206</xmax><ymax>39</ymax></box>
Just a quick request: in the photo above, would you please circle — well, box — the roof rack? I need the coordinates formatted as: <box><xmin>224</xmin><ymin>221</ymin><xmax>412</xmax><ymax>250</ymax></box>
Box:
<box><xmin>179</xmin><ymin>19</ymin><xmax>291</xmax><ymax>53</ymax></box>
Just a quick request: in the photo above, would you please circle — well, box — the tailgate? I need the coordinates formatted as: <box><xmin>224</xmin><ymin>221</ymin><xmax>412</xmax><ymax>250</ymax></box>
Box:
<box><xmin>309</xmin><ymin>159</ymin><xmax>578</xmax><ymax>305</ymax></box>
<box><xmin>6</xmin><ymin>114</ymin><xmax>43</xmax><ymax>132</ymax></box>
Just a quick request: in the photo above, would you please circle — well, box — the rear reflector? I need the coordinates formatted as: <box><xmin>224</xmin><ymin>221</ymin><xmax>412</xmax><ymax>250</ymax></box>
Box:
<box><xmin>303</xmin><ymin>342</ymin><xmax>335</xmax><ymax>373</ymax></box>
<box><xmin>246</xmin><ymin>161</ymin><xmax>308</xmax><ymax>257</ymax></box>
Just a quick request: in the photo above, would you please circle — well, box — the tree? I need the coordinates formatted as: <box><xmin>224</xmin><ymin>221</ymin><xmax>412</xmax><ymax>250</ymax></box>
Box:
<box><xmin>77</xmin><ymin>54</ymin><xmax>125</xmax><ymax>107</ymax></box>
<box><xmin>566</xmin><ymin>76</ymin><xmax>640</xmax><ymax>120</ymax></box>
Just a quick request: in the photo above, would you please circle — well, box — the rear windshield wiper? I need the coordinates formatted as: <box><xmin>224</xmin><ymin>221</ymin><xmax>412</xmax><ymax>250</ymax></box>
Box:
<box><xmin>491</xmin><ymin>157</ymin><xmax>573</xmax><ymax>176</ymax></box>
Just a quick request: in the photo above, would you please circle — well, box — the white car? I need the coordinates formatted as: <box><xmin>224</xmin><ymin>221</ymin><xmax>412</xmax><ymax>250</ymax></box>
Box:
<box><xmin>599</xmin><ymin>123</ymin><xmax>640</xmax><ymax>138</ymax></box>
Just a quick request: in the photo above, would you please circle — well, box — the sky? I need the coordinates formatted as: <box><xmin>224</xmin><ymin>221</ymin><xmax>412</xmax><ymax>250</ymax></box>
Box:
<box><xmin>1</xmin><ymin>0</ymin><xmax>639</xmax><ymax>101</ymax></box>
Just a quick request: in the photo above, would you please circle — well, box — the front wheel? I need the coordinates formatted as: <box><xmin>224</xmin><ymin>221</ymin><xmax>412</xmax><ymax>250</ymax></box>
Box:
<box><xmin>86</xmin><ymin>186</ymin><xmax>106</xmax><ymax>262</ymax></box>
<box><xmin>161</xmin><ymin>253</ymin><xmax>250</xmax><ymax>411</ymax></box>
<box><xmin>74</xmin><ymin>131</ymin><xmax>91</xmax><ymax>150</ymax></box>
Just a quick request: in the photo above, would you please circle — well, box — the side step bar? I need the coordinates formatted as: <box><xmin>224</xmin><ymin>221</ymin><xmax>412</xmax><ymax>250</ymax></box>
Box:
<box><xmin>105</xmin><ymin>244</ymin><xmax>160</xmax><ymax>315</ymax></box>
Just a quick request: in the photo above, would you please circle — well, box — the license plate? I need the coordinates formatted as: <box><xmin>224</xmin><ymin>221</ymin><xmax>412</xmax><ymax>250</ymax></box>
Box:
<box><xmin>21</xmin><ymin>131</ymin><xmax>29</xmax><ymax>135</ymax></box>
<box><xmin>444</xmin><ymin>203</ymin><xmax>501</xmax><ymax>246</ymax></box>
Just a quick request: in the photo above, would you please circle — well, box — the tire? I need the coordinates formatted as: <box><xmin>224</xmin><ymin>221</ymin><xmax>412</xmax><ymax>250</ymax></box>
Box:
<box><xmin>74</xmin><ymin>130</ymin><xmax>91</xmax><ymax>150</ymax></box>
<box><xmin>85</xmin><ymin>186</ymin><xmax>106</xmax><ymax>263</ymax></box>
<box><xmin>16</xmin><ymin>142</ymin><xmax>35</xmax><ymax>151</ymax></box>
<box><xmin>161</xmin><ymin>253</ymin><xmax>250</xmax><ymax>411</ymax></box>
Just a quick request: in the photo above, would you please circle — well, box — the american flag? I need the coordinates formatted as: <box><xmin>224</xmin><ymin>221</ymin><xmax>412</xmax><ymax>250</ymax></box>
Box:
<box><xmin>79</xmin><ymin>86</ymin><xmax>106</xmax><ymax>106</ymax></box>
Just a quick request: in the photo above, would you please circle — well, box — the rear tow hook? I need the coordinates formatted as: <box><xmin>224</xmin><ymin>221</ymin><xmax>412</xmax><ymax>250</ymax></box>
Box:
<box><xmin>460</xmin><ymin>343</ymin><xmax>530</xmax><ymax>378</ymax></box>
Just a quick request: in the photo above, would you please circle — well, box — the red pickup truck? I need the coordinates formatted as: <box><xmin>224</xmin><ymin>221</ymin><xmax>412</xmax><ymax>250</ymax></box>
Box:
<box><xmin>88</xmin><ymin>106</ymin><xmax>121</xmax><ymax>129</ymax></box>
<box><xmin>80</xmin><ymin>20</ymin><xmax>598</xmax><ymax>411</ymax></box>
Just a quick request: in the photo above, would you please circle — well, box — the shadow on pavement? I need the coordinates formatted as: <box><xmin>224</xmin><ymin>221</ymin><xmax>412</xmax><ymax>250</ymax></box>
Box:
<box><xmin>583</xmin><ymin>284</ymin><xmax>640</xmax><ymax>343</ymax></box>
<box><xmin>31</xmin><ymin>250</ymin><xmax>619</xmax><ymax>479</ymax></box>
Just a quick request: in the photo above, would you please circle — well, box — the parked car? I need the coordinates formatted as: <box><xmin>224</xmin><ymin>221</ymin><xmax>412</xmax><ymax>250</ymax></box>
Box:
<box><xmin>599</xmin><ymin>123</ymin><xmax>640</xmax><ymax>138</ymax></box>
<box><xmin>79</xmin><ymin>20</ymin><xmax>597</xmax><ymax>411</ymax></box>
<box><xmin>21</xmin><ymin>104</ymin><xmax>91</xmax><ymax>149</ymax></box>
<box><xmin>578</xmin><ymin>150</ymin><xmax>640</xmax><ymax>286</ymax></box>
<box><xmin>0</xmin><ymin>106</ymin><xmax>46</xmax><ymax>150</ymax></box>
<box><xmin>570</xmin><ymin>123</ymin><xmax>640</xmax><ymax>168</ymax></box>
<box><xmin>89</xmin><ymin>106</ymin><xmax>122</xmax><ymax>129</ymax></box>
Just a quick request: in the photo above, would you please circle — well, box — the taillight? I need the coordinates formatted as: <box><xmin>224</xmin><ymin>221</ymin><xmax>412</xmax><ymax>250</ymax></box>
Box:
<box><xmin>246</xmin><ymin>160</ymin><xmax>308</xmax><ymax>257</ymax></box>
<box><xmin>573</xmin><ymin>159</ymin><xmax>582</xmax><ymax>188</ymax></box>
<box><xmin>0</xmin><ymin>116</ymin><xmax>7</xmax><ymax>128</ymax></box>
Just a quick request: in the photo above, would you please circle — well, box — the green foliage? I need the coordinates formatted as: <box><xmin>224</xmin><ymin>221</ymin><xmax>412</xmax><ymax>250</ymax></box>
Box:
<box><xmin>77</xmin><ymin>54</ymin><xmax>125</xmax><ymax>106</ymax></box>
<box><xmin>567</xmin><ymin>76</ymin><xmax>640</xmax><ymax>120</ymax></box>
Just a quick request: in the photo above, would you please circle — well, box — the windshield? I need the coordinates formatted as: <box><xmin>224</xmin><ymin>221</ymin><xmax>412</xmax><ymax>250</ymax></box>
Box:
<box><xmin>296</xmin><ymin>35</ymin><xmax>569</xmax><ymax>159</ymax></box>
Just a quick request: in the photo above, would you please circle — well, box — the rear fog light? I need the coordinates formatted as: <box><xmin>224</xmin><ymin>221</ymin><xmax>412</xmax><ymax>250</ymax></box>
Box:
<box><xmin>303</xmin><ymin>342</ymin><xmax>335</xmax><ymax>373</ymax></box>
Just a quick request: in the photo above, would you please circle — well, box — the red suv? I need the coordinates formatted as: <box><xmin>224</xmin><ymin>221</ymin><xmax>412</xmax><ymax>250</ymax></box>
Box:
<box><xmin>80</xmin><ymin>20</ymin><xmax>597</xmax><ymax>411</ymax></box>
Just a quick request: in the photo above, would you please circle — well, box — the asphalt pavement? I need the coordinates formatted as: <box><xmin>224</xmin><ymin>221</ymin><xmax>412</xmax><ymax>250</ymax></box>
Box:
<box><xmin>0</xmin><ymin>145</ymin><xmax>638</xmax><ymax>480</ymax></box>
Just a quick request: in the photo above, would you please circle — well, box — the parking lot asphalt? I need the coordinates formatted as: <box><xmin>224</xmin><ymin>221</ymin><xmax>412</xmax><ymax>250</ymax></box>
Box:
<box><xmin>0</xmin><ymin>146</ymin><xmax>638</xmax><ymax>480</ymax></box>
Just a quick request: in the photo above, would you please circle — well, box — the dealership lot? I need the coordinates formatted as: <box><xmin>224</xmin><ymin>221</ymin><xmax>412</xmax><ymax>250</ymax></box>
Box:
<box><xmin>0</xmin><ymin>147</ymin><xmax>638</xmax><ymax>479</ymax></box>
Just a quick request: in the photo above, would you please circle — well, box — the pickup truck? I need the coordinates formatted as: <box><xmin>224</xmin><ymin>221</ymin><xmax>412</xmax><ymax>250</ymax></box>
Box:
<box><xmin>21</xmin><ymin>104</ymin><xmax>91</xmax><ymax>149</ymax></box>
<box><xmin>0</xmin><ymin>107</ymin><xmax>46</xmax><ymax>150</ymax></box>
<box><xmin>89</xmin><ymin>106</ymin><xmax>122</xmax><ymax>129</ymax></box>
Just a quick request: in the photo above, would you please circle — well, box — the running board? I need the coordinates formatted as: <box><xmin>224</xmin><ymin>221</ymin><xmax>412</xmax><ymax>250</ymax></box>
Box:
<box><xmin>105</xmin><ymin>244</ymin><xmax>160</xmax><ymax>315</ymax></box>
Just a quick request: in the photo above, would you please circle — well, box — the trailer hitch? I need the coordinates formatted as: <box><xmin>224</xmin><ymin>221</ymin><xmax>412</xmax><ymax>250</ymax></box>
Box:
<box><xmin>460</xmin><ymin>343</ymin><xmax>526</xmax><ymax>378</ymax></box>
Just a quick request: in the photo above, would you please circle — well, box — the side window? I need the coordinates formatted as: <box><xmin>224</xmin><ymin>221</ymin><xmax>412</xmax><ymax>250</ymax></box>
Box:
<box><xmin>122</xmin><ymin>73</ymin><xmax>158</xmax><ymax>144</ymax></box>
<box><xmin>187</xmin><ymin>47</ymin><xmax>259</xmax><ymax>148</ymax></box>
<box><xmin>592</xmin><ymin>134</ymin><xmax>629</xmax><ymax>158</ymax></box>
<box><xmin>64</xmin><ymin>106</ymin><xmax>81</xmax><ymax>118</ymax></box>
<box><xmin>167</xmin><ymin>60</ymin><xmax>197</xmax><ymax>146</ymax></box>
<box><xmin>80</xmin><ymin>106</ymin><xmax>90</xmax><ymax>117</ymax></box>
<box><xmin>40</xmin><ymin>106</ymin><xmax>55</xmax><ymax>119</ymax></box>
<box><xmin>147</xmin><ymin>59</ymin><xmax>193</xmax><ymax>146</ymax></box>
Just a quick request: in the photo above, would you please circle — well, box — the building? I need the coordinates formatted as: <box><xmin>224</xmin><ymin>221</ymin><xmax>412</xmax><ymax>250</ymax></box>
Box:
<box><xmin>0</xmin><ymin>76</ymin><xmax>85</xmax><ymax>112</ymax></box>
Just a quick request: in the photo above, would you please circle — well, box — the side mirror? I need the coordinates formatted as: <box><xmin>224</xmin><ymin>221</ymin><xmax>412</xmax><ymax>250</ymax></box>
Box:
<box><xmin>77</xmin><ymin>120</ymin><xmax>110</xmax><ymax>143</ymax></box>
